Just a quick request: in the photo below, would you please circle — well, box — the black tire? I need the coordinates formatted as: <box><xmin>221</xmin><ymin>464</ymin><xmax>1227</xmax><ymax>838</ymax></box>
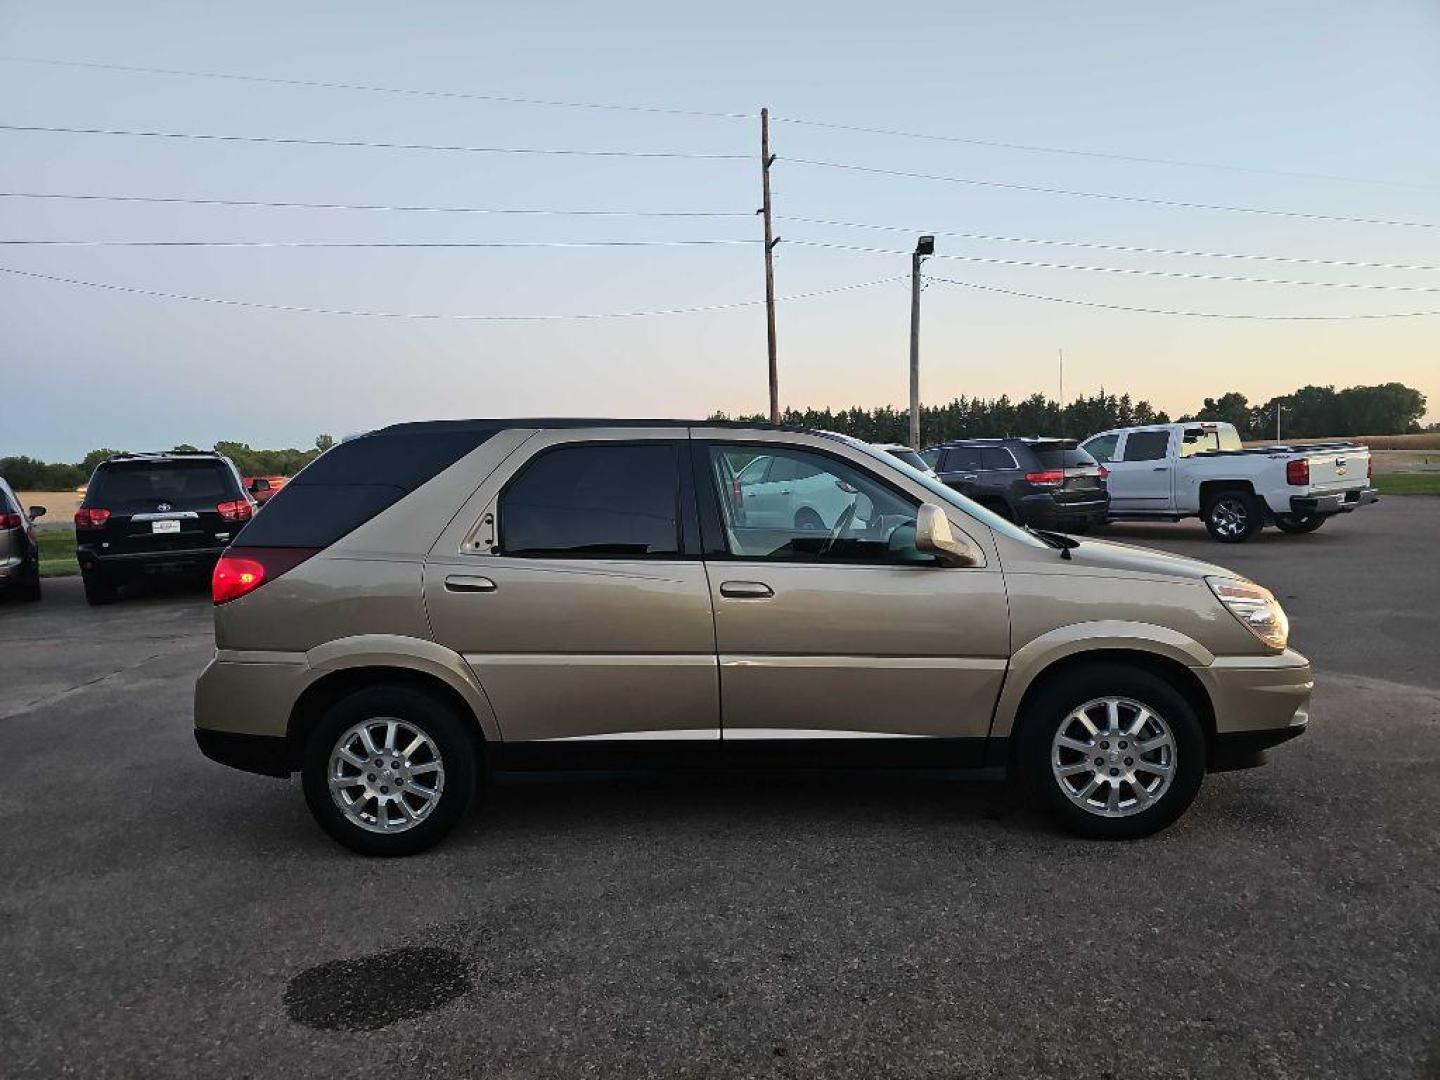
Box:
<box><xmin>302</xmin><ymin>684</ymin><xmax>479</xmax><ymax>857</ymax></box>
<box><xmin>82</xmin><ymin>570</ymin><xmax>118</xmax><ymax>606</ymax></box>
<box><xmin>1274</xmin><ymin>513</ymin><xmax>1326</xmax><ymax>534</ymax></box>
<box><xmin>17</xmin><ymin>573</ymin><xmax>41</xmax><ymax>602</ymax></box>
<box><xmin>1202</xmin><ymin>489</ymin><xmax>1263</xmax><ymax>543</ymax></box>
<box><xmin>794</xmin><ymin>507</ymin><xmax>825</xmax><ymax>532</ymax></box>
<box><xmin>1017</xmin><ymin>662</ymin><xmax>1206</xmax><ymax>840</ymax></box>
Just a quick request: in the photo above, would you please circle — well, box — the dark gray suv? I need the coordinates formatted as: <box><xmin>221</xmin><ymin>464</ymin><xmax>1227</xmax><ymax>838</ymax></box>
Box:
<box><xmin>922</xmin><ymin>438</ymin><xmax>1109</xmax><ymax>531</ymax></box>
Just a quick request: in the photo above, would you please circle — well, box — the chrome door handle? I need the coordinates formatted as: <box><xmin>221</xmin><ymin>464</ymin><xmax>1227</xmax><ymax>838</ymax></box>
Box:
<box><xmin>719</xmin><ymin>580</ymin><xmax>773</xmax><ymax>599</ymax></box>
<box><xmin>445</xmin><ymin>575</ymin><xmax>497</xmax><ymax>593</ymax></box>
<box><xmin>1152</xmin><ymin>465</ymin><xmax>1169</xmax><ymax>471</ymax></box>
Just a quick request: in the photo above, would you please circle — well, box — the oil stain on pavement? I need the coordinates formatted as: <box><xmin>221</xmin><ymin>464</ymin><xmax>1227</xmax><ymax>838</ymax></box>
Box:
<box><xmin>285</xmin><ymin>946</ymin><xmax>471</xmax><ymax>1031</ymax></box>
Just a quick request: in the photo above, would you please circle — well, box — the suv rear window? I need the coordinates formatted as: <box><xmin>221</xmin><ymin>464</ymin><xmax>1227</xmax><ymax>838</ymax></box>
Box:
<box><xmin>1030</xmin><ymin>444</ymin><xmax>1098</xmax><ymax>469</ymax></box>
<box><xmin>234</xmin><ymin>425</ymin><xmax>499</xmax><ymax>549</ymax></box>
<box><xmin>86</xmin><ymin>460</ymin><xmax>238</xmax><ymax>509</ymax></box>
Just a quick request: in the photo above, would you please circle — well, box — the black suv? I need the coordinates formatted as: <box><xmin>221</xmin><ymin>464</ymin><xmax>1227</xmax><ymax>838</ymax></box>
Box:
<box><xmin>74</xmin><ymin>452</ymin><xmax>255</xmax><ymax>605</ymax></box>
<box><xmin>921</xmin><ymin>438</ymin><xmax>1109</xmax><ymax>531</ymax></box>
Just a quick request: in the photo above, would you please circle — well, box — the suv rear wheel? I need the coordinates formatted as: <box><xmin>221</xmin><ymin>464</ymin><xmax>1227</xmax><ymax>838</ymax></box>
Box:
<box><xmin>301</xmin><ymin>684</ymin><xmax>478</xmax><ymax>856</ymax></box>
<box><xmin>81</xmin><ymin>570</ymin><xmax>118</xmax><ymax>606</ymax></box>
<box><xmin>1019</xmin><ymin>663</ymin><xmax>1205</xmax><ymax>839</ymax></box>
<box><xmin>1202</xmin><ymin>489</ymin><xmax>1262</xmax><ymax>543</ymax></box>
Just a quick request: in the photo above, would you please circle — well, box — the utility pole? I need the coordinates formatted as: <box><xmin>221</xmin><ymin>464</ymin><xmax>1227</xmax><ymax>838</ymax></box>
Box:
<box><xmin>1276</xmin><ymin>402</ymin><xmax>1285</xmax><ymax>442</ymax></box>
<box><xmin>908</xmin><ymin>235</ymin><xmax>935</xmax><ymax>449</ymax></box>
<box><xmin>759</xmin><ymin>108</ymin><xmax>780</xmax><ymax>424</ymax></box>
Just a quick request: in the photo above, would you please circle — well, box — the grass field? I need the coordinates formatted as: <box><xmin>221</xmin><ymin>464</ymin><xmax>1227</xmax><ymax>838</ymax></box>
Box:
<box><xmin>36</xmin><ymin>528</ymin><xmax>77</xmax><ymax>577</ymax></box>
<box><xmin>1374</xmin><ymin>472</ymin><xmax>1440</xmax><ymax>496</ymax></box>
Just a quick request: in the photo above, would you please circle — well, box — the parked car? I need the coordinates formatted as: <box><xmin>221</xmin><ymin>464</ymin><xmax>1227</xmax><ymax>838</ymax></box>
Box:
<box><xmin>195</xmin><ymin>419</ymin><xmax>1311</xmax><ymax>856</ymax></box>
<box><xmin>242</xmin><ymin>475</ymin><xmax>288</xmax><ymax>506</ymax></box>
<box><xmin>921</xmin><ymin>437</ymin><xmax>1109</xmax><ymax>531</ymax></box>
<box><xmin>75</xmin><ymin>451</ymin><xmax>255</xmax><ymax>605</ymax></box>
<box><xmin>0</xmin><ymin>477</ymin><xmax>44</xmax><ymax>602</ymax></box>
<box><xmin>1080</xmin><ymin>422</ymin><xmax>1378</xmax><ymax>543</ymax></box>
<box><xmin>872</xmin><ymin>443</ymin><xmax>937</xmax><ymax>476</ymax></box>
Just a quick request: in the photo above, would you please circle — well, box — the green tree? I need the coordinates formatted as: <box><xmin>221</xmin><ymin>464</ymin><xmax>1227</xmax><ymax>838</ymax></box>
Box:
<box><xmin>315</xmin><ymin>434</ymin><xmax>335</xmax><ymax>453</ymax></box>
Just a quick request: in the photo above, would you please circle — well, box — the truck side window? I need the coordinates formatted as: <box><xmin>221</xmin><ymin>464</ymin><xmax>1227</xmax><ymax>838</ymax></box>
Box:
<box><xmin>1084</xmin><ymin>434</ymin><xmax>1119</xmax><ymax>463</ymax></box>
<box><xmin>1122</xmin><ymin>431</ymin><xmax>1170</xmax><ymax>462</ymax></box>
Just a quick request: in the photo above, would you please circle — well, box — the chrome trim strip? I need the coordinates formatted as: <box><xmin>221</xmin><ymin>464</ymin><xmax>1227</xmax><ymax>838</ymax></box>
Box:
<box><xmin>539</xmin><ymin>729</ymin><xmax>719</xmax><ymax>742</ymax></box>
<box><xmin>132</xmin><ymin>511</ymin><xmax>200</xmax><ymax>521</ymax></box>
<box><xmin>724</xmin><ymin>729</ymin><xmax>932</xmax><ymax>740</ymax></box>
<box><xmin>721</xmin><ymin>655</ymin><xmax>1007</xmax><ymax>670</ymax></box>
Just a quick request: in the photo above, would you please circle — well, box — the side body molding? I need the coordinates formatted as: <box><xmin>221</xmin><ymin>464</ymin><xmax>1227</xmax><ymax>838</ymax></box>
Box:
<box><xmin>987</xmin><ymin>620</ymin><xmax>1216</xmax><ymax>741</ymax></box>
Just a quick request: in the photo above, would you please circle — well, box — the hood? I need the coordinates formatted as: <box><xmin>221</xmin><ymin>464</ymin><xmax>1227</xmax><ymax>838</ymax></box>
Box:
<box><xmin>1059</xmin><ymin>535</ymin><xmax>1236</xmax><ymax>583</ymax></box>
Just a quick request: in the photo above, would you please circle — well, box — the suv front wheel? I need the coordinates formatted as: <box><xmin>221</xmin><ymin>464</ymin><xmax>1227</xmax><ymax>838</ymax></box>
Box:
<box><xmin>1019</xmin><ymin>663</ymin><xmax>1206</xmax><ymax>839</ymax></box>
<box><xmin>301</xmin><ymin>684</ymin><xmax>479</xmax><ymax>856</ymax></box>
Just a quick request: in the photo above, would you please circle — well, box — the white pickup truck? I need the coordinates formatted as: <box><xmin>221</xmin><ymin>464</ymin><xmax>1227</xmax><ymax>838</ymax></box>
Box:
<box><xmin>1080</xmin><ymin>421</ymin><xmax>1378</xmax><ymax>542</ymax></box>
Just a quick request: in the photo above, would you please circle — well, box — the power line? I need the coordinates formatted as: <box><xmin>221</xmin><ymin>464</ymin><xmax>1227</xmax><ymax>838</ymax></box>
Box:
<box><xmin>928</xmin><ymin>275</ymin><xmax>1440</xmax><ymax>320</ymax></box>
<box><xmin>0</xmin><ymin>238</ymin><xmax>759</xmax><ymax>249</ymax></box>
<box><xmin>0</xmin><ymin>56</ymin><xmax>751</xmax><ymax>120</ymax></box>
<box><xmin>784</xmin><ymin>158</ymin><xmax>1438</xmax><ymax>229</ymax></box>
<box><xmin>779</xmin><ymin>215</ymin><xmax>1440</xmax><ymax>272</ymax></box>
<box><xmin>0</xmin><ymin>191</ymin><xmax>752</xmax><ymax>217</ymax></box>
<box><xmin>0</xmin><ymin>123</ymin><xmax>747</xmax><ymax>159</ymax></box>
<box><xmin>0</xmin><ymin>265</ymin><xmax>902</xmax><ymax>320</ymax></box>
<box><xmin>785</xmin><ymin>239</ymin><xmax>1440</xmax><ymax>292</ymax></box>
<box><xmin>774</xmin><ymin>116</ymin><xmax>1430</xmax><ymax>190</ymax></box>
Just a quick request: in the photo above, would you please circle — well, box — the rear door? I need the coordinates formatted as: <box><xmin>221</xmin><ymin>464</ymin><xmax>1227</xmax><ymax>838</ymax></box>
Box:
<box><xmin>1105</xmin><ymin>430</ymin><xmax>1175</xmax><ymax>512</ymax></box>
<box><xmin>423</xmin><ymin>431</ymin><xmax>720</xmax><ymax>762</ymax></box>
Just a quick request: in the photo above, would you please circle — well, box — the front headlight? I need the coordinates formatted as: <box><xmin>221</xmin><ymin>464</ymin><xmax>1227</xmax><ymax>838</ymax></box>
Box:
<box><xmin>1207</xmin><ymin>576</ymin><xmax>1289</xmax><ymax>651</ymax></box>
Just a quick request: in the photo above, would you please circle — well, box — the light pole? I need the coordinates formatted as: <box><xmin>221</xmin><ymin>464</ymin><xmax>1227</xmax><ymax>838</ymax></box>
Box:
<box><xmin>909</xmin><ymin>235</ymin><xmax>935</xmax><ymax>450</ymax></box>
<box><xmin>1276</xmin><ymin>402</ymin><xmax>1286</xmax><ymax>442</ymax></box>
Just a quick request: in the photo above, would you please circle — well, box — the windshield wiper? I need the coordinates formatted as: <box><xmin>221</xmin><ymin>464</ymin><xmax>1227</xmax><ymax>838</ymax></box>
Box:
<box><xmin>1027</xmin><ymin>526</ymin><xmax>1079</xmax><ymax>560</ymax></box>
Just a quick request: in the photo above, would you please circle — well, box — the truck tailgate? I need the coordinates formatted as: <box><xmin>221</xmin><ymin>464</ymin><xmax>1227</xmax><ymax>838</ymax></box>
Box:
<box><xmin>1305</xmin><ymin>447</ymin><xmax>1369</xmax><ymax>493</ymax></box>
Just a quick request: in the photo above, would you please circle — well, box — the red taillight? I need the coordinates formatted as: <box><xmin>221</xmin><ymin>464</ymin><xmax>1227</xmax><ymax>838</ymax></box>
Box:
<box><xmin>1098</xmin><ymin>465</ymin><xmax>1110</xmax><ymax>481</ymax></box>
<box><xmin>74</xmin><ymin>508</ymin><xmax>111</xmax><ymax>529</ymax></box>
<box><xmin>1286</xmin><ymin>459</ymin><xmax>1309</xmax><ymax>486</ymax></box>
<box><xmin>216</xmin><ymin>499</ymin><xmax>254</xmax><ymax>523</ymax></box>
<box><xmin>211</xmin><ymin>546</ymin><xmax>319</xmax><ymax>605</ymax></box>
<box><xmin>1025</xmin><ymin>470</ymin><xmax>1065</xmax><ymax>486</ymax></box>
<box><xmin>0</xmin><ymin>512</ymin><xmax>21</xmax><ymax>529</ymax></box>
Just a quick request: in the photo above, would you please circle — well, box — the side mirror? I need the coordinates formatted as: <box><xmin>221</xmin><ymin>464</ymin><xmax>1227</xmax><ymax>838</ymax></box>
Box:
<box><xmin>28</xmin><ymin>505</ymin><xmax>46</xmax><ymax>521</ymax></box>
<box><xmin>915</xmin><ymin>503</ymin><xmax>983</xmax><ymax>567</ymax></box>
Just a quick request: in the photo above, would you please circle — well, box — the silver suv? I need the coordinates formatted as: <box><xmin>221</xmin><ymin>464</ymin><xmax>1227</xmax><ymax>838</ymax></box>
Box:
<box><xmin>195</xmin><ymin>420</ymin><xmax>1312</xmax><ymax>855</ymax></box>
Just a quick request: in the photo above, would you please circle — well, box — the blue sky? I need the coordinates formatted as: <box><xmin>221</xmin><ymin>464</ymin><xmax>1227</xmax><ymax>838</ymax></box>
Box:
<box><xmin>3</xmin><ymin>0</ymin><xmax>1438</xmax><ymax>460</ymax></box>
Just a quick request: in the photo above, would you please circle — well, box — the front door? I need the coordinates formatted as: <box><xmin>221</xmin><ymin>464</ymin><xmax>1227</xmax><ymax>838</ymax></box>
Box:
<box><xmin>696</xmin><ymin>435</ymin><xmax>1011</xmax><ymax>768</ymax></box>
<box><xmin>423</xmin><ymin>434</ymin><xmax>719</xmax><ymax>766</ymax></box>
<box><xmin>1105</xmin><ymin>429</ymin><xmax>1175</xmax><ymax>512</ymax></box>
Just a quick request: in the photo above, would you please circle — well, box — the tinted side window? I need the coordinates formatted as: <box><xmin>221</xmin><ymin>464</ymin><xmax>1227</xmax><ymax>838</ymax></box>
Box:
<box><xmin>980</xmin><ymin>447</ymin><xmax>1015</xmax><ymax>471</ymax></box>
<box><xmin>919</xmin><ymin>448</ymin><xmax>943</xmax><ymax>469</ymax></box>
<box><xmin>1084</xmin><ymin>434</ymin><xmax>1119</xmax><ymax>463</ymax></box>
<box><xmin>501</xmin><ymin>443</ymin><xmax>681</xmax><ymax>557</ymax></box>
<box><xmin>943</xmin><ymin>447</ymin><xmax>982</xmax><ymax>471</ymax></box>
<box><xmin>1122</xmin><ymin>431</ymin><xmax>1171</xmax><ymax>462</ymax></box>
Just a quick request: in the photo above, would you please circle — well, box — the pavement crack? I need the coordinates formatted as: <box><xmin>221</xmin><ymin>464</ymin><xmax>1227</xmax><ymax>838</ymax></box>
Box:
<box><xmin>1</xmin><ymin>652</ymin><xmax>167</xmax><ymax>721</ymax></box>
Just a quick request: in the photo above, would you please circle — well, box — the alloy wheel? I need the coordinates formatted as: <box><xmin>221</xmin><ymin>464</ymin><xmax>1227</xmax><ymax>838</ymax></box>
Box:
<box><xmin>1210</xmin><ymin>497</ymin><xmax>1249</xmax><ymax>539</ymax></box>
<box><xmin>1050</xmin><ymin>696</ymin><xmax>1176</xmax><ymax>818</ymax></box>
<box><xmin>327</xmin><ymin>717</ymin><xmax>446</xmax><ymax>834</ymax></box>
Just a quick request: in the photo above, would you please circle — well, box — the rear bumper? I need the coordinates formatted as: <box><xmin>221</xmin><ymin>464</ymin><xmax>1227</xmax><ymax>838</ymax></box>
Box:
<box><xmin>195</xmin><ymin>728</ymin><xmax>293</xmax><ymax>777</ymax></box>
<box><xmin>78</xmin><ymin>544</ymin><xmax>225</xmax><ymax>576</ymax></box>
<box><xmin>1017</xmin><ymin>494</ymin><xmax>1111</xmax><ymax>526</ymax></box>
<box><xmin>1288</xmin><ymin>487</ymin><xmax>1378</xmax><ymax>516</ymax></box>
<box><xmin>1196</xmin><ymin>649</ymin><xmax>1312</xmax><ymax>771</ymax></box>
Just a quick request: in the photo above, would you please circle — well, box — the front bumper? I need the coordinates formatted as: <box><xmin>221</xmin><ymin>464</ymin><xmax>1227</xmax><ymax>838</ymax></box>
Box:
<box><xmin>1196</xmin><ymin>649</ymin><xmax>1312</xmax><ymax>770</ymax></box>
<box><xmin>1289</xmin><ymin>487</ymin><xmax>1379</xmax><ymax>516</ymax></box>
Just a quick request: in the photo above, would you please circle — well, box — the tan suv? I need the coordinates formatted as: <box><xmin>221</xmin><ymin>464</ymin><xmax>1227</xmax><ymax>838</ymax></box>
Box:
<box><xmin>194</xmin><ymin>420</ymin><xmax>1312</xmax><ymax>855</ymax></box>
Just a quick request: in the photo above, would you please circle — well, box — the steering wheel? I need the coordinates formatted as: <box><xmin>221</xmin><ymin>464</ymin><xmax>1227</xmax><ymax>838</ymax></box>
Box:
<box><xmin>819</xmin><ymin>502</ymin><xmax>858</xmax><ymax>555</ymax></box>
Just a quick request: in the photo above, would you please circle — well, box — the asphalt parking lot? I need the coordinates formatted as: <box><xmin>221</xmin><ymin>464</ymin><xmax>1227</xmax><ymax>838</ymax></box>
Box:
<box><xmin>2</xmin><ymin>498</ymin><xmax>1437</xmax><ymax>1079</ymax></box>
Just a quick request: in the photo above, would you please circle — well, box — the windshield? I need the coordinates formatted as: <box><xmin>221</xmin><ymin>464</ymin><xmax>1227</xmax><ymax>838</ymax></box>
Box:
<box><xmin>839</xmin><ymin>436</ymin><xmax>1047</xmax><ymax>549</ymax></box>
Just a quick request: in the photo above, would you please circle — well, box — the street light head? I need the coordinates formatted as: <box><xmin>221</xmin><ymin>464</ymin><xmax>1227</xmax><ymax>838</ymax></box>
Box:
<box><xmin>916</xmin><ymin>235</ymin><xmax>936</xmax><ymax>256</ymax></box>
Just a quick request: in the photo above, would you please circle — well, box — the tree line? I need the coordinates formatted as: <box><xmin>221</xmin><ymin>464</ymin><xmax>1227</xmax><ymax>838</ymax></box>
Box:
<box><xmin>0</xmin><ymin>435</ymin><xmax>335</xmax><ymax>490</ymax></box>
<box><xmin>1</xmin><ymin>380</ymin><xmax>1428</xmax><ymax>489</ymax></box>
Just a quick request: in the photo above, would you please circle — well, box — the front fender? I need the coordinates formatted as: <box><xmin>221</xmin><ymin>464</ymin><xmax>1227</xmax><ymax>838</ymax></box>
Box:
<box><xmin>988</xmin><ymin>621</ymin><xmax>1214</xmax><ymax>740</ymax></box>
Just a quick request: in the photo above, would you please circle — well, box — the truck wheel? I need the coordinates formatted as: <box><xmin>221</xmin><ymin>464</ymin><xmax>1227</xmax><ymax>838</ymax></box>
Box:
<box><xmin>82</xmin><ymin>571</ymin><xmax>119</xmax><ymax>605</ymax></box>
<box><xmin>302</xmin><ymin>684</ymin><xmax>479</xmax><ymax>857</ymax></box>
<box><xmin>1202</xmin><ymin>491</ymin><xmax>1262</xmax><ymax>543</ymax></box>
<box><xmin>1274</xmin><ymin>514</ymin><xmax>1326</xmax><ymax>534</ymax></box>
<box><xmin>1018</xmin><ymin>662</ymin><xmax>1206</xmax><ymax>840</ymax></box>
